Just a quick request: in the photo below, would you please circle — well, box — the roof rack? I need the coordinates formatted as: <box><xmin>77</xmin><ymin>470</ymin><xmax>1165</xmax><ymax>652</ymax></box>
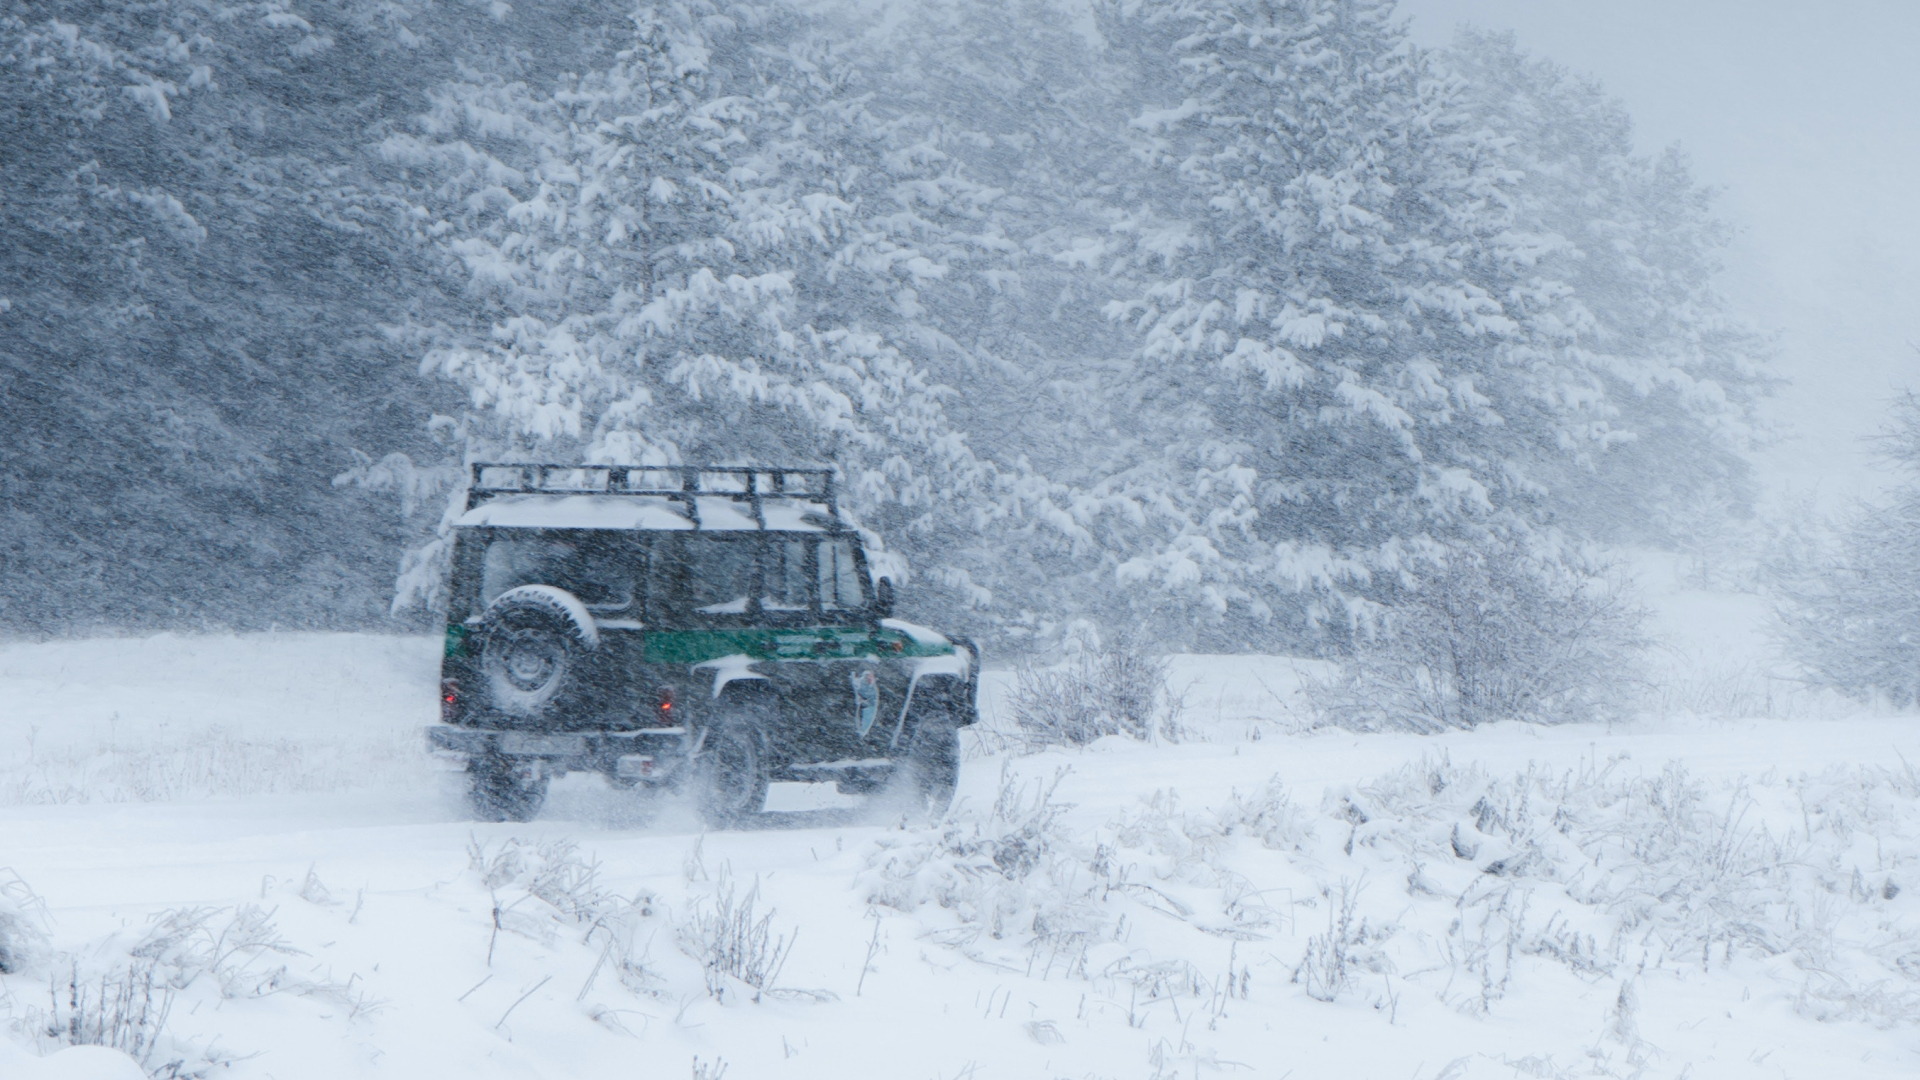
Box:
<box><xmin>464</xmin><ymin>463</ymin><xmax>840</xmax><ymax>530</ymax></box>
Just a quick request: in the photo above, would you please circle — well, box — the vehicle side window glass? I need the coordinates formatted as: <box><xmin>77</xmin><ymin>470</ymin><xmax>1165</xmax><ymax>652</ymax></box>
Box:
<box><xmin>643</xmin><ymin>538</ymin><xmax>680</xmax><ymax>620</ymax></box>
<box><xmin>648</xmin><ymin>535</ymin><xmax>758</xmax><ymax>618</ymax></box>
<box><xmin>762</xmin><ymin>539</ymin><xmax>811</xmax><ymax>611</ymax></box>
<box><xmin>818</xmin><ymin>539</ymin><xmax>865</xmax><ymax>610</ymax></box>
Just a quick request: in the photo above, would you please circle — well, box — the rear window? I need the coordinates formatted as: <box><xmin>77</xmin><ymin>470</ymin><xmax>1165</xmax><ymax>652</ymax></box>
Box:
<box><xmin>480</xmin><ymin>535</ymin><xmax>638</xmax><ymax>611</ymax></box>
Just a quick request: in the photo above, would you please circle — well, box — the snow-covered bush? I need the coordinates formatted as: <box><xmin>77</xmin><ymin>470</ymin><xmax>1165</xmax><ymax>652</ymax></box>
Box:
<box><xmin>1006</xmin><ymin>640</ymin><xmax>1177</xmax><ymax>747</ymax></box>
<box><xmin>1312</xmin><ymin>752</ymin><xmax>1920</xmax><ymax>1026</ymax></box>
<box><xmin>0</xmin><ymin>870</ymin><xmax>49</xmax><ymax>976</ymax></box>
<box><xmin>863</xmin><ymin>766</ymin><xmax>1095</xmax><ymax>960</ymax></box>
<box><xmin>1776</xmin><ymin>391</ymin><xmax>1920</xmax><ymax>705</ymax></box>
<box><xmin>1315</xmin><ymin>540</ymin><xmax>1648</xmax><ymax>730</ymax></box>
<box><xmin>888</xmin><ymin>753</ymin><xmax>1920</xmax><ymax>1029</ymax></box>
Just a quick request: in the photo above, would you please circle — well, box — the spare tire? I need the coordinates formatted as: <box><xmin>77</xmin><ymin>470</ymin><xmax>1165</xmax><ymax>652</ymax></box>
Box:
<box><xmin>476</xmin><ymin>585</ymin><xmax>599</xmax><ymax>724</ymax></box>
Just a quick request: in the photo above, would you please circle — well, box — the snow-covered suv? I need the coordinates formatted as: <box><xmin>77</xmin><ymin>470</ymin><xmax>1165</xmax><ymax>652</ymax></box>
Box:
<box><xmin>427</xmin><ymin>464</ymin><xmax>978</xmax><ymax>824</ymax></box>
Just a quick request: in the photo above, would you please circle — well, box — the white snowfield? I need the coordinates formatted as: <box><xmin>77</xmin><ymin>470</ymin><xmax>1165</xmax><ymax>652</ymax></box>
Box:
<box><xmin>3</xmin><ymin>631</ymin><xmax>1920</xmax><ymax>1079</ymax></box>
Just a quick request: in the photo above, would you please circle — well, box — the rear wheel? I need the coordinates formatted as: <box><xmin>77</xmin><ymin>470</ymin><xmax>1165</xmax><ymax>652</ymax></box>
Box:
<box><xmin>893</xmin><ymin>719</ymin><xmax>960</xmax><ymax>821</ymax></box>
<box><xmin>693</xmin><ymin>709</ymin><xmax>770</xmax><ymax>828</ymax></box>
<box><xmin>467</xmin><ymin>753</ymin><xmax>549</xmax><ymax>822</ymax></box>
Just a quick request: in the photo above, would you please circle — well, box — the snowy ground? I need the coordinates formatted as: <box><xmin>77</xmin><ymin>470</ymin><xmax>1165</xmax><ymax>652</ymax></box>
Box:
<box><xmin>5</xmin><ymin>581</ymin><xmax>1920</xmax><ymax>1078</ymax></box>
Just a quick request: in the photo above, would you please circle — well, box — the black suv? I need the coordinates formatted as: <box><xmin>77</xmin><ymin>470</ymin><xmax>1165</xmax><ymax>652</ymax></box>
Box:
<box><xmin>427</xmin><ymin>465</ymin><xmax>978</xmax><ymax>824</ymax></box>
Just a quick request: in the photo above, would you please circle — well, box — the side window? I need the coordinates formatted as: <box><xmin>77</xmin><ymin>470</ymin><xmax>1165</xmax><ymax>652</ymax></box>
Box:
<box><xmin>646</xmin><ymin>535</ymin><xmax>757</xmax><ymax>619</ymax></box>
<box><xmin>686</xmin><ymin>538</ymin><xmax>756</xmax><ymax>614</ymax></box>
<box><xmin>567</xmin><ymin>542</ymin><xmax>638</xmax><ymax>611</ymax></box>
<box><xmin>762</xmin><ymin>539</ymin><xmax>812</xmax><ymax>611</ymax></box>
<box><xmin>817</xmin><ymin>539</ymin><xmax>865</xmax><ymax>610</ymax></box>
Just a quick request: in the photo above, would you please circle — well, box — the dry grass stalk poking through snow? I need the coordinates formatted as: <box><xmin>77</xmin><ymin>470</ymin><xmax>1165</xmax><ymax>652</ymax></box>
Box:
<box><xmin>7</xmin><ymin>899</ymin><xmax>369</xmax><ymax>1077</ymax></box>
<box><xmin>864</xmin><ymin>768</ymin><xmax>1318</xmax><ymax>1034</ymax></box>
<box><xmin>1292</xmin><ymin>881</ymin><xmax>1392</xmax><ymax>1004</ymax></box>
<box><xmin>467</xmin><ymin>838</ymin><xmax>659</xmax><ymax>997</ymax></box>
<box><xmin>1329</xmin><ymin>752</ymin><xmax>1920</xmax><ymax>1026</ymax></box>
<box><xmin>678</xmin><ymin>870</ymin><xmax>800</xmax><ymax>1004</ymax></box>
<box><xmin>866</xmin><ymin>748</ymin><xmax>1920</xmax><ymax>1060</ymax></box>
<box><xmin>41</xmin><ymin>959</ymin><xmax>197</xmax><ymax>1078</ymax></box>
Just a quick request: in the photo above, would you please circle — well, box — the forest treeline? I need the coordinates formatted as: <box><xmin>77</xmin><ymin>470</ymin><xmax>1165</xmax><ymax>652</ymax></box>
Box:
<box><xmin>3</xmin><ymin>0</ymin><xmax>1770</xmax><ymax>658</ymax></box>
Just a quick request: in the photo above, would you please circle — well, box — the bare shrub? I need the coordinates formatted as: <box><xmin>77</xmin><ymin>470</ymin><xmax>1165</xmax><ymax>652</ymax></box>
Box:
<box><xmin>1008</xmin><ymin>639</ymin><xmax>1176</xmax><ymax>747</ymax></box>
<box><xmin>1640</xmin><ymin>651</ymin><xmax>1855</xmax><ymax>721</ymax></box>
<box><xmin>678</xmin><ymin>871</ymin><xmax>796</xmax><ymax>1003</ymax></box>
<box><xmin>1315</xmin><ymin>539</ymin><xmax>1648</xmax><ymax>731</ymax></box>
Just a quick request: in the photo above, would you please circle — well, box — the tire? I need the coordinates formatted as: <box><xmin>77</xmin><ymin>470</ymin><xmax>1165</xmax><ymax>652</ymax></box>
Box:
<box><xmin>468</xmin><ymin>753</ymin><xmax>549</xmax><ymax>822</ymax></box>
<box><xmin>476</xmin><ymin>587</ymin><xmax>595</xmax><ymax>724</ymax></box>
<box><xmin>692</xmin><ymin>708</ymin><xmax>771</xmax><ymax>828</ymax></box>
<box><xmin>892</xmin><ymin>719</ymin><xmax>960</xmax><ymax>822</ymax></box>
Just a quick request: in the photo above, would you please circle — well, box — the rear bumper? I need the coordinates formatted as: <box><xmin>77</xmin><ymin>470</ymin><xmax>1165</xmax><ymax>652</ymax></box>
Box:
<box><xmin>427</xmin><ymin>725</ymin><xmax>688</xmax><ymax>762</ymax></box>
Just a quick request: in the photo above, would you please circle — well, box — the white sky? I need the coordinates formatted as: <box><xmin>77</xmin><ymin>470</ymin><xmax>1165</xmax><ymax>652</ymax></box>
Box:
<box><xmin>1398</xmin><ymin>0</ymin><xmax>1920</xmax><ymax>511</ymax></box>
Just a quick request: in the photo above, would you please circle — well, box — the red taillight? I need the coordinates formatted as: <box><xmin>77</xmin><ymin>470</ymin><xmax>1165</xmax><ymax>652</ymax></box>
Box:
<box><xmin>656</xmin><ymin>686</ymin><xmax>675</xmax><ymax>721</ymax></box>
<box><xmin>441</xmin><ymin>679</ymin><xmax>460</xmax><ymax>723</ymax></box>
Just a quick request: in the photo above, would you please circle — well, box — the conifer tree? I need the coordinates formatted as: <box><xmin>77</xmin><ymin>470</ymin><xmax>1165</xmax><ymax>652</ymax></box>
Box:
<box><xmin>1777</xmin><ymin>392</ymin><xmax>1920</xmax><ymax>704</ymax></box>
<box><xmin>387</xmin><ymin>2</ymin><xmax>992</xmax><ymax>612</ymax></box>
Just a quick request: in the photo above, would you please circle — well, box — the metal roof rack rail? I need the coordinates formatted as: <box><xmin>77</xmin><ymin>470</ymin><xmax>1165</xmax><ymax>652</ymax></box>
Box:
<box><xmin>464</xmin><ymin>463</ymin><xmax>841</xmax><ymax>529</ymax></box>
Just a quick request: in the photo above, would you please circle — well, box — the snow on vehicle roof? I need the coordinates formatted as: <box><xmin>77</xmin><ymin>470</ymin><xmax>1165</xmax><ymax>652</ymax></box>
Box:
<box><xmin>454</xmin><ymin>493</ymin><xmax>834</xmax><ymax>532</ymax></box>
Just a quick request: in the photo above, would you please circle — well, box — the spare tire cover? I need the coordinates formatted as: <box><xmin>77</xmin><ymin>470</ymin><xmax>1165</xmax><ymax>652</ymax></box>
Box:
<box><xmin>477</xmin><ymin>585</ymin><xmax>598</xmax><ymax>720</ymax></box>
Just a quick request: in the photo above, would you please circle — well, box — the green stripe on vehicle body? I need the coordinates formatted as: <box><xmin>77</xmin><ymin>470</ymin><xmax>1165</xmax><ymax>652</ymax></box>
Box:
<box><xmin>444</xmin><ymin>622</ymin><xmax>471</xmax><ymax>658</ymax></box>
<box><xmin>637</xmin><ymin>626</ymin><xmax>952</xmax><ymax>666</ymax></box>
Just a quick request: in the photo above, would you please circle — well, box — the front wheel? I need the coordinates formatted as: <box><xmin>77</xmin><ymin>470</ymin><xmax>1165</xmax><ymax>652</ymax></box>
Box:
<box><xmin>692</xmin><ymin>713</ymin><xmax>770</xmax><ymax>828</ymax></box>
<box><xmin>892</xmin><ymin>720</ymin><xmax>960</xmax><ymax>822</ymax></box>
<box><xmin>467</xmin><ymin>753</ymin><xmax>549</xmax><ymax>822</ymax></box>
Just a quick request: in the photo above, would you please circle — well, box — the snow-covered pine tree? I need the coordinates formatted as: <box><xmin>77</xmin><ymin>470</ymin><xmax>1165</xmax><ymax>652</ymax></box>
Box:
<box><xmin>824</xmin><ymin>0</ymin><xmax>1158</xmax><ymax>638</ymax></box>
<box><xmin>1439</xmin><ymin>30</ymin><xmax>1770</xmax><ymax>549</ymax></box>
<box><xmin>379</xmin><ymin>0</ymin><xmax>1767</xmax><ymax>651</ymax></box>
<box><xmin>0</xmin><ymin>1</ymin><xmax>502</xmax><ymax>632</ymax></box>
<box><xmin>1081</xmin><ymin>0</ymin><xmax>1578</xmax><ymax>645</ymax></box>
<box><xmin>386</xmin><ymin>2</ymin><xmax>990</xmax><ymax>613</ymax></box>
<box><xmin>1777</xmin><ymin>391</ymin><xmax>1920</xmax><ymax>705</ymax></box>
<box><xmin>1042</xmin><ymin>0</ymin><xmax>1768</xmax><ymax>656</ymax></box>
